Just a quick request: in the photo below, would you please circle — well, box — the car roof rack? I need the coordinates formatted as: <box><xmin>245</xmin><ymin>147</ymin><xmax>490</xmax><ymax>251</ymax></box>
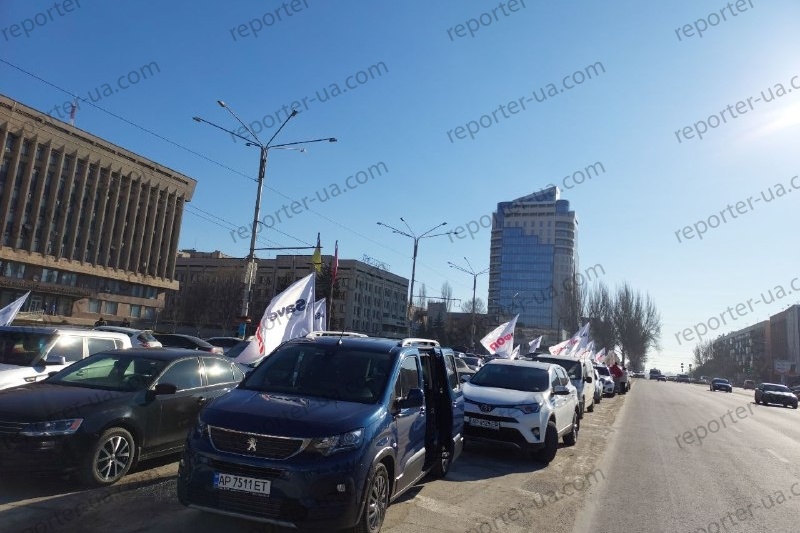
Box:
<box><xmin>306</xmin><ymin>331</ymin><xmax>368</xmax><ymax>339</ymax></box>
<box><xmin>400</xmin><ymin>338</ymin><xmax>440</xmax><ymax>348</ymax></box>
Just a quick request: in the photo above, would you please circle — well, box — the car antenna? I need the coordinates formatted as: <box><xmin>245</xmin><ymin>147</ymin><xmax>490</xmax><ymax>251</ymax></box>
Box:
<box><xmin>337</xmin><ymin>329</ymin><xmax>347</xmax><ymax>345</ymax></box>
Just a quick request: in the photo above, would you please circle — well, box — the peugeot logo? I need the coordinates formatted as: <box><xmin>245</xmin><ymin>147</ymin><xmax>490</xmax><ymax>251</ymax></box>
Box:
<box><xmin>246</xmin><ymin>437</ymin><xmax>257</xmax><ymax>452</ymax></box>
<box><xmin>479</xmin><ymin>404</ymin><xmax>493</xmax><ymax>413</ymax></box>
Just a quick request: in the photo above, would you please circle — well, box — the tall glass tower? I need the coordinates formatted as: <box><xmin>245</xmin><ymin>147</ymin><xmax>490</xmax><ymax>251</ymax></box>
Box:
<box><xmin>487</xmin><ymin>186</ymin><xmax>578</xmax><ymax>330</ymax></box>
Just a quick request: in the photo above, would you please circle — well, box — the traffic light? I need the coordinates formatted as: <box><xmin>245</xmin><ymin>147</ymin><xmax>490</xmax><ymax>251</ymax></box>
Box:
<box><xmin>681</xmin><ymin>363</ymin><xmax>684</xmax><ymax>372</ymax></box>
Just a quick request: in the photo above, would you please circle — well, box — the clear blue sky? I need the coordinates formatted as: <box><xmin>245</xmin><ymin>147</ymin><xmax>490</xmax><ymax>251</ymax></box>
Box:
<box><xmin>2</xmin><ymin>0</ymin><xmax>798</xmax><ymax>372</ymax></box>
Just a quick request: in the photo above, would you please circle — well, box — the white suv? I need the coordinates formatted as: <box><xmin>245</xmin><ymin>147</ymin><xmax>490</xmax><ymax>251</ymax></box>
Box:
<box><xmin>0</xmin><ymin>326</ymin><xmax>131</xmax><ymax>390</ymax></box>
<box><xmin>530</xmin><ymin>355</ymin><xmax>596</xmax><ymax>418</ymax></box>
<box><xmin>462</xmin><ymin>360</ymin><xmax>579</xmax><ymax>463</ymax></box>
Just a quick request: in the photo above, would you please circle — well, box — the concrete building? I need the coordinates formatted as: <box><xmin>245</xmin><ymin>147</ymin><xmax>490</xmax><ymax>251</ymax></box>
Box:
<box><xmin>168</xmin><ymin>251</ymin><xmax>408</xmax><ymax>337</ymax></box>
<box><xmin>769</xmin><ymin>305</ymin><xmax>800</xmax><ymax>383</ymax></box>
<box><xmin>488</xmin><ymin>186</ymin><xmax>578</xmax><ymax>331</ymax></box>
<box><xmin>0</xmin><ymin>94</ymin><xmax>195</xmax><ymax>325</ymax></box>
<box><xmin>713</xmin><ymin>321</ymin><xmax>770</xmax><ymax>382</ymax></box>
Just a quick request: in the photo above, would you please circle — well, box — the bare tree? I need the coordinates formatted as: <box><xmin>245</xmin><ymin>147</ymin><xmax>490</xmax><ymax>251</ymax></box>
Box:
<box><xmin>556</xmin><ymin>271</ymin><xmax>585</xmax><ymax>335</ymax></box>
<box><xmin>585</xmin><ymin>281</ymin><xmax>616</xmax><ymax>352</ymax></box>
<box><xmin>611</xmin><ymin>283</ymin><xmax>661</xmax><ymax>370</ymax></box>
<box><xmin>460</xmin><ymin>297</ymin><xmax>486</xmax><ymax>314</ymax></box>
<box><xmin>415</xmin><ymin>283</ymin><xmax>427</xmax><ymax>309</ymax></box>
<box><xmin>440</xmin><ymin>281</ymin><xmax>454</xmax><ymax>312</ymax></box>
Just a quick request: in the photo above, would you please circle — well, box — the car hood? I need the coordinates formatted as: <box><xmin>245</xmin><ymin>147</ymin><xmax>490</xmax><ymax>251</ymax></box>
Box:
<box><xmin>202</xmin><ymin>389</ymin><xmax>383</xmax><ymax>438</ymax></box>
<box><xmin>0</xmin><ymin>383</ymin><xmax>130</xmax><ymax>422</ymax></box>
<box><xmin>463</xmin><ymin>383</ymin><xmax>545</xmax><ymax>406</ymax></box>
<box><xmin>763</xmin><ymin>390</ymin><xmax>796</xmax><ymax>399</ymax></box>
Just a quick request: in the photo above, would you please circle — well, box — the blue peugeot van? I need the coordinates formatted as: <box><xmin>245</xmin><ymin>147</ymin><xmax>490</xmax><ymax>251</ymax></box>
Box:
<box><xmin>177</xmin><ymin>336</ymin><xmax>464</xmax><ymax>532</ymax></box>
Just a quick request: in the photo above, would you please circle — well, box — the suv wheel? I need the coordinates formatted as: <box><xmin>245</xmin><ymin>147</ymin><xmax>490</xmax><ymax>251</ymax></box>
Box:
<box><xmin>351</xmin><ymin>463</ymin><xmax>389</xmax><ymax>533</ymax></box>
<box><xmin>586</xmin><ymin>397</ymin><xmax>595</xmax><ymax>413</ymax></box>
<box><xmin>81</xmin><ymin>427</ymin><xmax>135</xmax><ymax>486</ymax></box>
<box><xmin>563</xmin><ymin>411</ymin><xmax>579</xmax><ymax>446</ymax></box>
<box><xmin>532</xmin><ymin>421</ymin><xmax>558</xmax><ymax>463</ymax></box>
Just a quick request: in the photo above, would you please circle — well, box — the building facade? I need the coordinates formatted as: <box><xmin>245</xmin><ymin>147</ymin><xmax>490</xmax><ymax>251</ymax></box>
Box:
<box><xmin>0</xmin><ymin>94</ymin><xmax>195</xmax><ymax>325</ymax></box>
<box><xmin>488</xmin><ymin>186</ymin><xmax>578</xmax><ymax>330</ymax></box>
<box><xmin>168</xmin><ymin>251</ymin><xmax>408</xmax><ymax>337</ymax></box>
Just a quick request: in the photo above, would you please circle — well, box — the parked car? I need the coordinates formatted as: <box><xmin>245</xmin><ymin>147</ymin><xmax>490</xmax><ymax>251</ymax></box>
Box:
<box><xmin>666</xmin><ymin>375</ymin><xmax>676</xmax><ymax>382</ymax></box>
<box><xmin>153</xmin><ymin>333</ymin><xmax>223</xmax><ymax>354</ymax></box>
<box><xmin>460</xmin><ymin>356</ymin><xmax>484</xmax><ymax>371</ymax></box>
<box><xmin>0</xmin><ymin>326</ymin><xmax>131</xmax><ymax>390</ymax></box>
<box><xmin>592</xmin><ymin>368</ymin><xmax>602</xmax><ymax>404</ymax></box>
<box><xmin>455</xmin><ymin>356</ymin><xmax>476</xmax><ymax>379</ymax></box>
<box><xmin>0</xmin><ymin>349</ymin><xmax>245</xmax><ymax>484</ymax></box>
<box><xmin>93</xmin><ymin>326</ymin><xmax>162</xmax><ymax>348</ymax></box>
<box><xmin>177</xmin><ymin>336</ymin><xmax>464</xmax><ymax>532</ymax></box>
<box><xmin>710</xmin><ymin>378</ymin><xmax>732</xmax><ymax>392</ymax></box>
<box><xmin>462</xmin><ymin>359</ymin><xmax>579</xmax><ymax>463</ymax></box>
<box><xmin>743</xmin><ymin>379</ymin><xmax>756</xmax><ymax>390</ymax></box>
<box><xmin>527</xmin><ymin>355</ymin><xmax>595</xmax><ymax>418</ymax></box>
<box><xmin>594</xmin><ymin>365</ymin><xmax>616</xmax><ymax>396</ymax></box>
<box><xmin>791</xmin><ymin>385</ymin><xmax>800</xmax><ymax>400</ymax></box>
<box><xmin>204</xmin><ymin>337</ymin><xmax>244</xmax><ymax>353</ymax></box>
<box><xmin>755</xmin><ymin>383</ymin><xmax>798</xmax><ymax>408</ymax></box>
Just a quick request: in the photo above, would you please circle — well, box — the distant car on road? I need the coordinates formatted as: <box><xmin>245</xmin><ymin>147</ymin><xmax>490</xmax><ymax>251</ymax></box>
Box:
<box><xmin>676</xmin><ymin>374</ymin><xmax>690</xmax><ymax>383</ymax></box>
<box><xmin>755</xmin><ymin>383</ymin><xmax>798</xmax><ymax>408</ymax></box>
<box><xmin>743</xmin><ymin>380</ymin><xmax>755</xmax><ymax>390</ymax></box>
<box><xmin>710</xmin><ymin>378</ymin><xmax>732</xmax><ymax>392</ymax></box>
<box><xmin>656</xmin><ymin>374</ymin><xmax>667</xmax><ymax>381</ymax></box>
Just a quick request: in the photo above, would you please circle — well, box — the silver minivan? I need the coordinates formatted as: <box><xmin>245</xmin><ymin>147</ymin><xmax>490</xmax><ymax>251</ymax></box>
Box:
<box><xmin>0</xmin><ymin>326</ymin><xmax>131</xmax><ymax>390</ymax></box>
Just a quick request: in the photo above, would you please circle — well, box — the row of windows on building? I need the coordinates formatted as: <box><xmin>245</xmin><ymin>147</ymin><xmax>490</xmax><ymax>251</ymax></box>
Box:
<box><xmin>86</xmin><ymin>298</ymin><xmax>158</xmax><ymax>318</ymax></box>
<box><xmin>0</xmin><ymin>260</ymin><xmax>159</xmax><ymax>298</ymax></box>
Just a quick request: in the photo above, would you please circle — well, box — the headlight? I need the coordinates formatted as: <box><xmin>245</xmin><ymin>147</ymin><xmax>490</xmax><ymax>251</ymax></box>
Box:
<box><xmin>308</xmin><ymin>428</ymin><xmax>364</xmax><ymax>457</ymax></box>
<box><xmin>21</xmin><ymin>419</ymin><xmax>83</xmax><ymax>437</ymax></box>
<box><xmin>512</xmin><ymin>404</ymin><xmax>540</xmax><ymax>414</ymax></box>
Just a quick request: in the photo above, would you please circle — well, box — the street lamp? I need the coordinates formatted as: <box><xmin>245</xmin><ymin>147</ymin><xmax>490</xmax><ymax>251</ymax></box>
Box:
<box><xmin>377</xmin><ymin>219</ymin><xmax>458</xmax><ymax>336</ymax></box>
<box><xmin>193</xmin><ymin>101</ymin><xmax>336</xmax><ymax>335</ymax></box>
<box><xmin>448</xmin><ymin>258</ymin><xmax>489</xmax><ymax>351</ymax></box>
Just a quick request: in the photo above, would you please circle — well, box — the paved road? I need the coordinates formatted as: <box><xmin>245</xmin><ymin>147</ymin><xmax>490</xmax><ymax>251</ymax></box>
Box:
<box><xmin>1</xmin><ymin>389</ymin><xmax>626</xmax><ymax>533</ymax></box>
<box><xmin>574</xmin><ymin>380</ymin><xmax>800</xmax><ymax>533</ymax></box>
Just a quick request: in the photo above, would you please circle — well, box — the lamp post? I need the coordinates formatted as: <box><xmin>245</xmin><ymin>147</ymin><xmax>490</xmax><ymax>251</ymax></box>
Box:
<box><xmin>193</xmin><ymin>101</ymin><xmax>336</xmax><ymax>334</ymax></box>
<box><xmin>377</xmin><ymin>219</ymin><xmax>458</xmax><ymax>336</ymax></box>
<box><xmin>448</xmin><ymin>258</ymin><xmax>489</xmax><ymax>351</ymax></box>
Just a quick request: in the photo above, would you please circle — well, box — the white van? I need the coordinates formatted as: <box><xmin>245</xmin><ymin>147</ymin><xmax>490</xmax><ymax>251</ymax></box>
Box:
<box><xmin>0</xmin><ymin>326</ymin><xmax>131</xmax><ymax>390</ymax></box>
<box><xmin>526</xmin><ymin>354</ymin><xmax>597</xmax><ymax>419</ymax></box>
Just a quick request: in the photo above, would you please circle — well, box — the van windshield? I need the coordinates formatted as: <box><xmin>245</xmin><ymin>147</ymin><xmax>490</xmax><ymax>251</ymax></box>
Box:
<box><xmin>0</xmin><ymin>331</ymin><xmax>56</xmax><ymax>366</ymax></box>
<box><xmin>241</xmin><ymin>345</ymin><xmax>391</xmax><ymax>404</ymax></box>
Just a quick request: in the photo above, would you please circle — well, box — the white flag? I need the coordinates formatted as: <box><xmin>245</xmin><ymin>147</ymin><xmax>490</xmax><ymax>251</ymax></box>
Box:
<box><xmin>313</xmin><ymin>298</ymin><xmax>327</xmax><ymax>331</ymax></box>
<box><xmin>480</xmin><ymin>314</ymin><xmax>518</xmax><ymax>356</ymax></box>
<box><xmin>550</xmin><ymin>322</ymin><xmax>588</xmax><ymax>356</ymax></box>
<box><xmin>254</xmin><ymin>273</ymin><xmax>315</xmax><ymax>359</ymax></box>
<box><xmin>509</xmin><ymin>345</ymin><xmax>520</xmax><ymax>360</ymax></box>
<box><xmin>528</xmin><ymin>336</ymin><xmax>542</xmax><ymax>353</ymax></box>
<box><xmin>0</xmin><ymin>292</ymin><xmax>30</xmax><ymax>326</ymax></box>
<box><xmin>594</xmin><ymin>348</ymin><xmax>606</xmax><ymax>363</ymax></box>
<box><xmin>567</xmin><ymin>322</ymin><xmax>591</xmax><ymax>357</ymax></box>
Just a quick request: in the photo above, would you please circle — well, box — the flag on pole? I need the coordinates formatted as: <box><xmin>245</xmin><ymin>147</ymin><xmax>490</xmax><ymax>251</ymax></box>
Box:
<box><xmin>250</xmin><ymin>273</ymin><xmax>315</xmax><ymax>363</ymax></box>
<box><xmin>550</xmin><ymin>322</ymin><xmax>589</xmax><ymax>355</ymax></box>
<box><xmin>567</xmin><ymin>322</ymin><xmax>591</xmax><ymax>357</ymax></box>
<box><xmin>331</xmin><ymin>241</ymin><xmax>339</xmax><ymax>283</ymax></box>
<box><xmin>480</xmin><ymin>314</ymin><xmax>519</xmax><ymax>357</ymax></box>
<box><xmin>313</xmin><ymin>298</ymin><xmax>327</xmax><ymax>331</ymax></box>
<box><xmin>528</xmin><ymin>336</ymin><xmax>542</xmax><ymax>353</ymax></box>
<box><xmin>311</xmin><ymin>233</ymin><xmax>322</xmax><ymax>274</ymax></box>
<box><xmin>510</xmin><ymin>345</ymin><xmax>520</xmax><ymax>360</ymax></box>
<box><xmin>594</xmin><ymin>348</ymin><xmax>606</xmax><ymax>364</ymax></box>
<box><xmin>0</xmin><ymin>292</ymin><xmax>30</xmax><ymax>326</ymax></box>
<box><xmin>69</xmin><ymin>98</ymin><xmax>78</xmax><ymax>126</ymax></box>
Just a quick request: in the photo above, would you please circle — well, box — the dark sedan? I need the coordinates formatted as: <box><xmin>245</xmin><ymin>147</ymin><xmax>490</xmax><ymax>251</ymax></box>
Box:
<box><xmin>755</xmin><ymin>383</ymin><xmax>798</xmax><ymax>408</ymax></box>
<box><xmin>154</xmin><ymin>333</ymin><xmax>224</xmax><ymax>355</ymax></box>
<box><xmin>0</xmin><ymin>349</ymin><xmax>244</xmax><ymax>485</ymax></box>
<box><xmin>710</xmin><ymin>378</ymin><xmax>732</xmax><ymax>392</ymax></box>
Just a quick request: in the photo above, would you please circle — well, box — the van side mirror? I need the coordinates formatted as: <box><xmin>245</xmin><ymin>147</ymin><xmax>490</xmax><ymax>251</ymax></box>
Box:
<box><xmin>393</xmin><ymin>388</ymin><xmax>424</xmax><ymax>413</ymax></box>
<box><xmin>553</xmin><ymin>385</ymin><xmax>570</xmax><ymax>395</ymax></box>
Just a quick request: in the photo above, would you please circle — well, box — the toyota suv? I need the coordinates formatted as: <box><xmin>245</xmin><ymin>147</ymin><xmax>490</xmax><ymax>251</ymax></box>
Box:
<box><xmin>177</xmin><ymin>336</ymin><xmax>464</xmax><ymax>532</ymax></box>
<box><xmin>0</xmin><ymin>326</ymin><xmax>132</xmax><ymax>390</ymax></box>
<box><xmin>528</xmin><ymin>355</ymin><xmax>595</xmax><ymax>418</ymax></box>
<box><xmin>462</xmin><ymin>359</ymin><xmax>579</xmax><ymax>463</ymax></box>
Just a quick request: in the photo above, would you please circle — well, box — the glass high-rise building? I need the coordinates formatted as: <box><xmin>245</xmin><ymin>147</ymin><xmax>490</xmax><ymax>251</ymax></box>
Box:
<box><xmin>487</xmin><ymin>186</ymin><xmax>577</xmax><ymax>330</ymax></box>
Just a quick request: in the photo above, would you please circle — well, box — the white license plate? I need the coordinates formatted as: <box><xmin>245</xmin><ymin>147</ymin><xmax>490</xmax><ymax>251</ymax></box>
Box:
<box><xmin>466</xmin><ymin>417</ymin><xmax>500</xmax><ymax>430</ymax></box>
<box><xmin>213</xmin><ymin>473</ymin><xmax>271</xmax><ymax>496</ymax></box>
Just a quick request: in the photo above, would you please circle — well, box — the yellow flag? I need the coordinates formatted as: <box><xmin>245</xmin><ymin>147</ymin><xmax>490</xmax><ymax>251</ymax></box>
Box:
<box><xmin>312</xmin><ymin>233</ymin><xmax>322</xmax><ymax>273</ymax></box>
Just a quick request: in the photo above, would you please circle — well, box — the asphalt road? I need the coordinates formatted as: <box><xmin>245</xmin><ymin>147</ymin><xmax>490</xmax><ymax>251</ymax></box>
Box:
<box><xmin>574</xmin><ymin>380</ymin><xmax>800</xmax><ymax>533</ymax></box>
<box><xmin>0</xmin><ymin>387</ymin><xmax>626</xmax><ymax>533</ymax></box>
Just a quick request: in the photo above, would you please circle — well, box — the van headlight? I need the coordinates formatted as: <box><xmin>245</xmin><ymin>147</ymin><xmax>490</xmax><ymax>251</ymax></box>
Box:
<box><xmin>21</xmin><ymin>419</ymin><xmax>83</xmax><ymax>436</ymax></box>
<box><xmin>308</xmin><ymin>428</ymin><xmax>364</xmax><ymax>456</ymax></box>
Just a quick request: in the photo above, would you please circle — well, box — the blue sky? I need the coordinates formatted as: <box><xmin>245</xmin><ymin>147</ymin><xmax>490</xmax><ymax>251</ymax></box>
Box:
<box><xmin>2</xmin><ymin>0</ymin><xmax>798</xmax><ymax>372</ymax></box>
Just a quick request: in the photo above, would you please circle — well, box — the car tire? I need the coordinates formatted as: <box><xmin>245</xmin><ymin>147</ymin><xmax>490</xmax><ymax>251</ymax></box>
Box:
<box><xmin>793</xmin><ymin>404</ymin><xmax>798</xmax><ymax>410</ymax></box>
<box><xmin>587</xmin><ymin>399</ymin><xmax>595</xmax><ymax>413</ymax></box>
<box><xmin>563</xmin><ymin>411</ymin><xmax>579</xmax><ymax>446</ymax></box>
<box><xmin>81</xmin><ymin>427</ymin><xmax>136</xmax><ymax>486</ymax></box>
<box><xmin>578</xmin><ymin>401</ymin><xmax>585</xmax><ymax>420</ymax></box>
<box><xmin>430</xmin><ymin>444</ymin><xmax>452</xmax><ymax>478</ymax></box>
<box><xmin>533</xmin><ymin>421</ymin><xmax>559</xmax><ymax>463</ymax></box>
<box><xmin>350</xmin><ymin>463</ymin><xmax>390</xmax><ymax>533</ymax></box>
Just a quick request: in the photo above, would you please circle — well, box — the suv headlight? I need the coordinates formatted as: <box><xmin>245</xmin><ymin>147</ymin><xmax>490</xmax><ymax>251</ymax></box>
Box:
<box><xmin>21</xmin><ymin>419</ymin><xmax>83</xmax><ymax>437</ymax></box>
<box><xmin>308</xmin><ymin>428</ymin><xmax>364</xmax><ymax>457</ymax></box>
<box><xmin>512</xmin><ymin>404</ymin><xmax>540</xmax><ymax>414</ymax></box>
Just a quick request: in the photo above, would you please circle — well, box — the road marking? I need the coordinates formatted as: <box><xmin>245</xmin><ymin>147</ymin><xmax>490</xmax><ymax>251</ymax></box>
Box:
<box><xmin>765</xmin><ymin>448</ymin><xmax>789</xmax><ymax>464</ymax></box>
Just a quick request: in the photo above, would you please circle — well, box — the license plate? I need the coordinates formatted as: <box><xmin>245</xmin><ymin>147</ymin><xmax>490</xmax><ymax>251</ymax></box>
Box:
<box><xmin>466</xmin><ymin>417</ymin><xmax>500</xmax><ymax>430</ymax></box>
<box><xmin>213</xmin><ymin>473</ymin><xmax>271</xmax><ymax>496</ymax></box>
